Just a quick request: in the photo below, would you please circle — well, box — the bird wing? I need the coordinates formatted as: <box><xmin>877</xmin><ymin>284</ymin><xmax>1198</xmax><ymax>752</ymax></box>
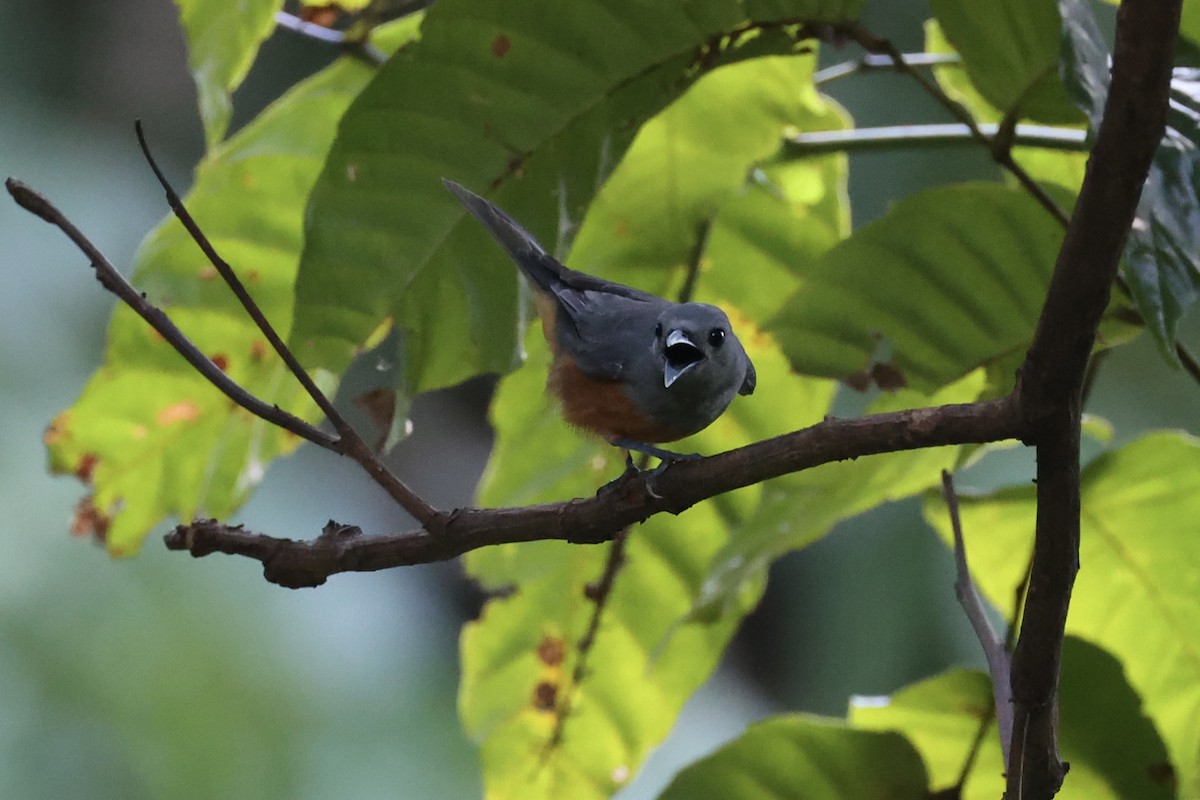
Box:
<box><xmin>552</xmin><ymin>289</ymin><xmax>663</xmax><ymax>382</ymax></box>
<box><xmin>445</xmin><ymin>179</ymin><xmax>664</xmax><ymax>382</ymax></box>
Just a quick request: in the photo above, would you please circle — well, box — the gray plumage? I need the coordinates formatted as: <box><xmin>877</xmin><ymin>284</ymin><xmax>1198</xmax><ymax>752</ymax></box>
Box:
<box><xmin>444</xmin><ymin>179</ymin><xmax>755</xmax><ymax>443</ymax></box>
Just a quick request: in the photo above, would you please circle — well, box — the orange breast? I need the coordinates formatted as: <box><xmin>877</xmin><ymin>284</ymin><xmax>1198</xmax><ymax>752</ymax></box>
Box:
<box><xmin>547</xmin><ymin>357</ymin><xmax>683</xmax><ymax>444</ymax></box>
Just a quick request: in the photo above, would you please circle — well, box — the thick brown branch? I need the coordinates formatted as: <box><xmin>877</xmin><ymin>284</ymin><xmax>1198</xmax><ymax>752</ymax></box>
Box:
<box><xmin>1017</xmin><ymin>4</ymin><xmax>1180</xmax><ymax>418</ymax></box>
<box><xmin>1006</xmin><ymin>2</ymin><xmax>1181</xmax><ymax>798</ymax></box>
<box><xmin>1009</xmin><ymin>412</ymin><xmax>1080</xmax><ymax>798</ymax></box>
<box><xmin>165</xmin><ymin>396</ymin><xmax>1023</xmax><ymax>587</ymax></box>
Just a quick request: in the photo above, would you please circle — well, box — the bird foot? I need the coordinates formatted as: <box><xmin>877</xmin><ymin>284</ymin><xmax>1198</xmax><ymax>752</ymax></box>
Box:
<box><xmin>595</xmin><ymin>456</ymin><xmax>641</xmax><ymax>497</ymax></box>
<box><xmin>609</xmin><ymin>438</ymin><xmax>701</xmax><ymax>499</ymax></box>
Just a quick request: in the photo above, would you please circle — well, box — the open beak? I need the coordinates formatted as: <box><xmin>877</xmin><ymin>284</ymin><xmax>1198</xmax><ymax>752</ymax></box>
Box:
<box><xmin>664</xmin><ymin>329</ymin><xmax>704</xmax><ymax>388</ymax></box>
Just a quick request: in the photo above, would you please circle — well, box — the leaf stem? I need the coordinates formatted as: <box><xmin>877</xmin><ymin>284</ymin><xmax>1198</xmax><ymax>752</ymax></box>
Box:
<box><xmin>274</xmin><ymin>11</ymin><xmax>388</xmax><ymax>66</ymax></box>
<box><xmin>813</xmin><ymin>51</ymin><xmax>960</xmax><ymax>85</ymax></box>
<box><xmin>785</xmin><ymin>123</ymin><xmax>1086</xmax><ymax>156</ymax></box>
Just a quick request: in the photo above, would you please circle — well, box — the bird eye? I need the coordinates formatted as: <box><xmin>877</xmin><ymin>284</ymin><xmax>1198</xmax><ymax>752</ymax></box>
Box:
<box><xmin>655</xmin><ymin>322</ymin><xmax>663</xmax><ymax>338</ymax></box>
<box><xmin>708</xmin><ymin>328</ymin><xmax>725</xmax><ymax>347</ymax></box>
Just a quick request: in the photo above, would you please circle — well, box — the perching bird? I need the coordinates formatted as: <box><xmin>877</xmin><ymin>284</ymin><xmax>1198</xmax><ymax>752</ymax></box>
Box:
<box><xmin>444</xmin><ymin>179</ymin><xmax>755</xmax><ymax>460</ymax></box>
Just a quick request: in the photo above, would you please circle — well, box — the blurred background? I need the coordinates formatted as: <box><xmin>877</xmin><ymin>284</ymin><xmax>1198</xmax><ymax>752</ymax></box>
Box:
<box><xmin>2</xmin><ymin>2</ymin><xmax>1195</xmax><ymax>798</ymax></box>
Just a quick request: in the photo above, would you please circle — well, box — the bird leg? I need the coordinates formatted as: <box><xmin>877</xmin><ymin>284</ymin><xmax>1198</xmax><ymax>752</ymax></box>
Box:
<box><xmin>609</xmin><ymin>438</ymin><xmax>701</xmax><ymax>499</ymax></box>
<box><xmin>610</xmin><ymin>437</ymin><xmax>701</xmax><ymax>463</ymax></box>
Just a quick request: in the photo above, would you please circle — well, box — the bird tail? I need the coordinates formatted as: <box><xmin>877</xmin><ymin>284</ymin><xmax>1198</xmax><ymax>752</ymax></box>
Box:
<box><xmin>442</xmin><ymin>178</ymin><xmax>565</xmax><ymax>294</ymax></box>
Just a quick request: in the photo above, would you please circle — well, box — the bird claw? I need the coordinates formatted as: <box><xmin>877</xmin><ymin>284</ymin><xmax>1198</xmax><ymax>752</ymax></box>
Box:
<box><xmin>607</xmin><ymin>438</ymin><xmax>704</xmax><ymax>499</ymax></box>
<box><xmin>642</xmin><ymin>461</ymin><xmax>668</xmax><ymax>499</ymax></box>
<box><xmin>595</xmin><ymin>457</ymin><xmax>641</xmax><ymax>497</ymax></box>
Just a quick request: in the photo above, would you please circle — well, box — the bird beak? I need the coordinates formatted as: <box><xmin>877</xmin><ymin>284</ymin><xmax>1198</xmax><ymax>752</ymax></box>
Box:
<box><xmin>664</xmin><ymin>329</ymin><xmax>704</xmax><ymax>388</ymax></box>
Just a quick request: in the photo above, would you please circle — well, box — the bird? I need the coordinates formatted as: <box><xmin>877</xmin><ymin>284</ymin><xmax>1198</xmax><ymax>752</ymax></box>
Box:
<box><xmin>444</xmin><ymin>179</ymin><xmax>755</xmax><ymax>464</ymax></box>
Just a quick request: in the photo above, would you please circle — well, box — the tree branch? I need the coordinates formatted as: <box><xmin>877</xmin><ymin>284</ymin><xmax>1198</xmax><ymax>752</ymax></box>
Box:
<box><xmin>9</xmin><ymin>162</ymin><xmax>440</xmax><ymax>527</ymax></box>
<box><xmin>1006</xmin><ymin>2</ymin><xmax>1181</xmax><ymax>797</ymax></box>
<box><xmin>942</xmin><ymin>470</ymin><xmax>1012</xmax><ymax>765</ymax></box>
<box><xmin>164</xmin><ymin>396</ymin><xmax>1022</xmax><ymax>587</ymax></box>
<box><xmin>5</xmin><ymin>176</ymin><xmax>338</xmax><ymax>450</ymax></box>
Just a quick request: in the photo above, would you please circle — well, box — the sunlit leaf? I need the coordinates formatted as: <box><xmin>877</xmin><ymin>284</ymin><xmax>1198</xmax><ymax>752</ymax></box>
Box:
<box><xmin>924</xmin><ymin>19</ymin><xmax>1088</xmax><ymax>194</ymax></box>
<box><xmin>568</xmin><ymin>53</ymin><xmax>850</xmax><ymax>314</ymax></box>
<box><xmin>46</xmin><ymin>25</ymin><xmax>419</xmax><ymax>554</ymax></box>
<box><xmin>657</xmin><ymin>715</ymin><xmax>928</xmax><ymax>799</ymax></box>
<box><xmin>852</xmin><ymin>638</ymin><xmax>1173</xmax><ymax>799</ymax></box>
<box><xmin>928</xmin><ymin>0</ymin><xmax>1083</xmax><ymax>125</ymax></box>
<box><xmin>924</xmin><ymin>432</ymin><xmax>1200</xmax><ymax>797</ymax></box>
<box><xmin>174</xmin><ymin>0</ymin><xmax>284</xmax><ymax>149</ymax></box>
<box><xmin>689</xmin><ymin>370</ymin><xmax>985</xmax><ymax>622</ymax></box>
<box><xmin>458</xmin><ymin>52</ymin><xmax>855</xmax><ymax>792</ymax></box>
<box><xmin>291</xmin><ymin>0</ymin><xmax>863</xmax><ymax>405</ymax></box>
<box><xmin>769</xmin><ymin>184</ymin><xmax>1060</xmax><ymax>393</ymax></box>
<box><xmin>850</xmin><ymin>668</ymin><xmax>1000</xmax><ymax>795</ymax></box>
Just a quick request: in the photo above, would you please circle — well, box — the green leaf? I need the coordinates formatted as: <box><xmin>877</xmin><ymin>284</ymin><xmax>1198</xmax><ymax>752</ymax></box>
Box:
<box><xmin>1057</xmin><ymin>0</ymin><xmax>1110</xmax><ymax>127</ymax></box>
<box><xmin>462</xmin><ymin>324</ymin><xmax>832</xmax><ymax>798</ymax></box>
<box><xmin>850</xmin><ymin>668</ymin><xmax>1000</xmax><ymax>795</ymax></box>
<box><xmin>851</xmin><ymin>640</ymin><xmax>1174</xmax><ymax>799</ymax></box>
<box><xmin>174</xmin><ymin>0</ymin><xmax>284</xmax><ymax>149</ymax></box>
<box><xmin>1101</xmin><ymin>0</ymin><xmax>1200</xmax><ymax>53</ymax></box>
<box><xmin>701</xmin><ymin>156</ymin><xmax>851</xmax><ymax>321</ymax></box>
<box><xmin>928</xmin><ymin>0</ymin><xmax>1083</xmax><ymax>125</ymax></box>
<box><xmin>923</xmin><ymin>19</ymin><xmax>1002</xmax><ymax>124</ymax></box>
<box><xmin>459</xmin><ymin>54</ymin><xmax>852</xmax><ymax>785</ymax></box>
<box><xmin>291</xmin><ymin>0</ymin><xmax>863</xmax><ymax>402</ymax></box>
<box><xmin>924</xmin><ymin>19</ymin><xmax>1088</xmax><ymax>195</ymax></box>
<box><xmin>657</xmin><ymin>715</ymin><xmax>928</xmax><ymax>799</ymax></box>
<box><xmin>690</xmin><ymin>370</ymin><xmax>985</xmax><ymax>622</ymax></box>
<box><xmin>46</xmin><ymin>54</ymin><xmax>384</xmax><ymax>555</ymax></box>
<box><xmin>1061</xmin><ymin>0</ymin><xmax>1200</xmax><ymax>365</ymax></box>
<box><xmin>923</xmin><ymin>432</ymin><xmax>1200</xmax><ymax>797</ymax></box>
<box><xmin>459</xmin><ymin>505</ymin><xmax>752</xmax><ymax>800</ymax></box>
<box><xmin>567</xmin><ymin>53</ymin><xmax>850</xmax><ymax>313</ymax></box>
<box><xmin>1184</xmin><ymin>0</ymin><xmax>1200</xmax><ymax>49</ymax></box>
<box><xmin>768</xmin><ymin>183</ymin><xmax>1061</xmax><ymax>393</ymax></box>
<box><xmin>1056</xmin><ymin>637</ymin><xmax>1176</xmax><ymax>799</ymax></box>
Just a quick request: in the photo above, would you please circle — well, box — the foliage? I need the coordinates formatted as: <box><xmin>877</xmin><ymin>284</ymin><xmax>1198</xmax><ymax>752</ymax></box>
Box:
<box><xmin>35</xmin><ymin>0</ymin><xmax>1200</xmax><ymax>797</ymax></box>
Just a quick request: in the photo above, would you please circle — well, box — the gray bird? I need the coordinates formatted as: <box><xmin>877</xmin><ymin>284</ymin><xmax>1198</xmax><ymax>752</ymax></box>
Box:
<box><xmin>444</xmin><ymin>179</ymin><xmax>755</xmax><ymax>459</ymax></box>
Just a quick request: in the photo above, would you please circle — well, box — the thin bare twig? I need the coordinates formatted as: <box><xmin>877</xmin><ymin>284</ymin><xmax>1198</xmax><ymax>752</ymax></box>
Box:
<box><xmin>135</xmin><ymin>122</ymin><xmax>342</xmax><ymax>433</ymax></box>
<box><xmin>942</xmin><ymin>470</ymin><xmax>1013</xmax><ymax>765</ymax></box>
<box><xmin>13</xmin><ymin>137</ymin><xmax>442</xmax><ymax>528</ymax></box>
<box><xmin>134</xmin><ymin>121</ymin><xmax>438</xmax><ymax>525</ymax></box>
<box><xmin>5</xmin><ymin>177</ymin><xmax>338</xmax><ymax>449</ymax></box>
